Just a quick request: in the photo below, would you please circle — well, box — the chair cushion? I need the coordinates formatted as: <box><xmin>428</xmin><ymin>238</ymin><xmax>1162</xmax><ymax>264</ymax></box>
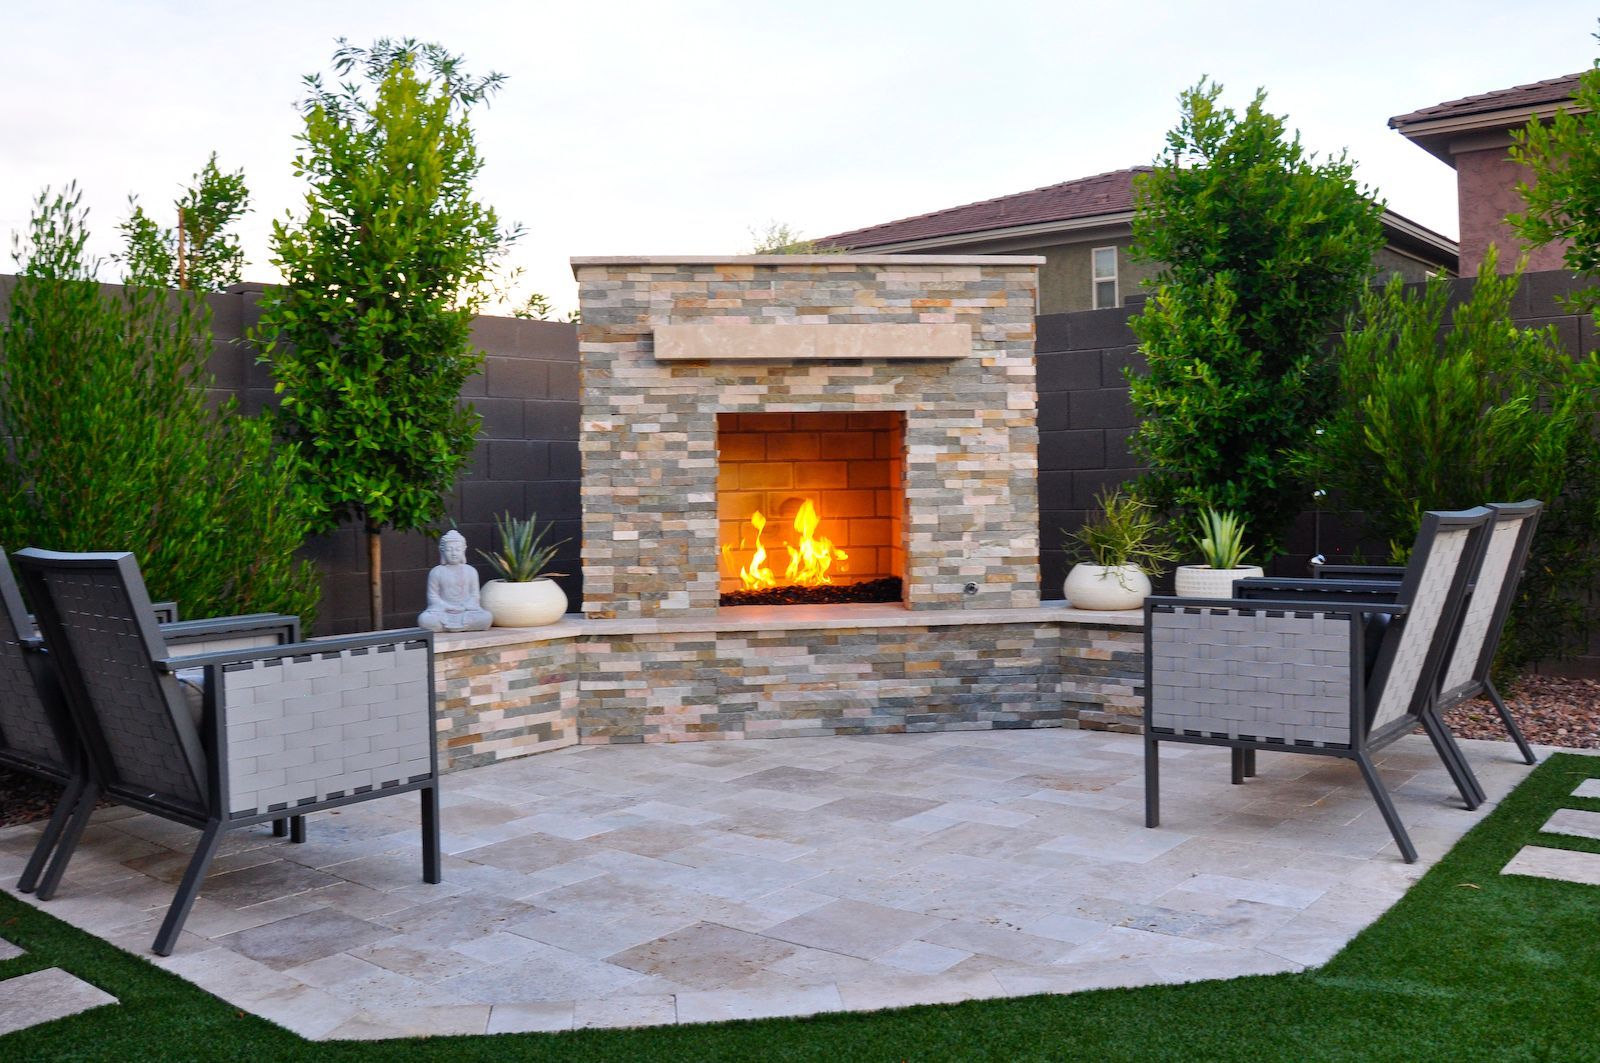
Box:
<box><xmin>173</xmin><ymin>668</ymin><xmax>206</xmax><ymax>728</ymax></box>
<box><xmin>1363</xmin><ymin>612</ymin><xmax>1390</xmax><ymax>683</ymax></box>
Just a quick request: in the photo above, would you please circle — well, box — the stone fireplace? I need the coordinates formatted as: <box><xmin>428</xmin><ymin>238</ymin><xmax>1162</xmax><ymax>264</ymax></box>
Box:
<box><xmin>425</xmin><ymin>256</ymin><xmax>1145</xmax><ymax>767</ymax></box>
<box><xmin>574</xmin><ymin>256</ymin><xmax>1043</xmax><ymax>619</ymax></box>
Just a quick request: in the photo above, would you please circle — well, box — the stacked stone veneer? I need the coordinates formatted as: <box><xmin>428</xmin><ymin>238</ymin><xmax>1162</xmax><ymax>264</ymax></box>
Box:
<box><xmin>432</xmin><ymin>610</ymin><xmax>1143</xmax><ymax>769</ymax></box>
<box><xmin>423</xmin><ymin>255</ymin><xmax>1146</xmax><ymax>772</ymax></box>
<box><xmin>573</xmin><ymin>256</ymin><xmax>1042</xmax><ymax>618</ymax></box>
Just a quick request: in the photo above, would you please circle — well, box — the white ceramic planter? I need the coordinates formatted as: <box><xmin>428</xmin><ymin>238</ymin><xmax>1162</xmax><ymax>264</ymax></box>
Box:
<box><xmin>1063</xmin><ymin>563</ymin><xmax>1151</xmax><ymax>611</ymax></box>
<box><xmin>1174</xmin><ymin>564</ymin><xmax>1264</xmax><ymax>599</ymax></box>
<box><xmin>480</xmin><ymin>578</ymin><xmax>568</xmax><ymax>627</ymax></box>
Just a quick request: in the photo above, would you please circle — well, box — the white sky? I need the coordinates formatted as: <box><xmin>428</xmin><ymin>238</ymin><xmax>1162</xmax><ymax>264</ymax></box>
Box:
<box><xmin>3</xmin><ymin>1</ymin><xmax>1595</xmax><ymax>316</ymax></box>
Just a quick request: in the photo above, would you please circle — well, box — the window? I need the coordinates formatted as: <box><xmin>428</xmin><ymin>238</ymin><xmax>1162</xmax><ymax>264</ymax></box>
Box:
<box><xmin>1091</xmin><ymin>246</ymin><xmax>1118</xmax><ymax>309</ymax></box>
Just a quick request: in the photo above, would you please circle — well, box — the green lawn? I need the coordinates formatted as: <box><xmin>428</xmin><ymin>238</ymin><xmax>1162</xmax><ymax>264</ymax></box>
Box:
<box><xmin>3</xmin><ymin>754</ymin><xmax>1599</xmax><ymax>1062</ymax></box>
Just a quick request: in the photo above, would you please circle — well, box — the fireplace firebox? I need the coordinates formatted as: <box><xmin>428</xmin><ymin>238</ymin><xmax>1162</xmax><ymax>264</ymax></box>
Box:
<box><xmin>716</xmin><ymin>411</ymin><xmax>905</xmax><ymax>606</ymax></box>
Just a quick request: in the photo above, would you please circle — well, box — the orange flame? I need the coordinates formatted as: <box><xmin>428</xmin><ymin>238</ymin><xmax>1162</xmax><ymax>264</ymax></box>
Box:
<box><xmin>725</xmin><ymin>500</ymin><xmax>848</xmax><ymax>591</ymax></box>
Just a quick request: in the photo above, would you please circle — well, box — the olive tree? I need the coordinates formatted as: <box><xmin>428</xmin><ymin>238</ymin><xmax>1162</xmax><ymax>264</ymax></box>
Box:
<box><xmin>1126</xmin><ymin>79</ymin><xmax>1385</xmax><ymax>556</ymax></box>
<box><xmin>259</xmin><ymin>39</ymin><xmax>521</xmax><ymax>625</ymax></box>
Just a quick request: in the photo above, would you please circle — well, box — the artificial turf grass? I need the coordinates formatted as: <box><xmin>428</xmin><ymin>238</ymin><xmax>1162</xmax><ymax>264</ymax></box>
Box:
<box><xmin>0</xmin><ymin>755</ymin><xmax>1596</xmax><ymax>1061</ymax></box>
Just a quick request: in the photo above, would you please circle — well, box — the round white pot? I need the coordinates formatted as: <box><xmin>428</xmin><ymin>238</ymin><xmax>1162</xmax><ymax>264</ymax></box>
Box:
<box><xmin>1174</xmin><ymin>564</ymin><xmax>1264</xmax><ymax>599</ymax></box>
<box><xmin>480</xmin><ymin>578</ymin><xmax>568</xmax><ymax>627</ymax></box>
<box><xmin>1063</xmin><ymin>563</ymin><xmax>1151</xmax><ymax>611</ymax></box>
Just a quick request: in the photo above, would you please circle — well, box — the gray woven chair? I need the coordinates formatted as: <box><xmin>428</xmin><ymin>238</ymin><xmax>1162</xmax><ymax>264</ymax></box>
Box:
<box><xmin>1144</xmin><ymin>507</ymin><xmax>1493</xmax><ymax>863</ymax></box>
<box><xmin>1297</xmin><ymin>500</ymin><xmax>1543</xmax><ymax>788</ymax></box>
<box><xmin>2</xmin><ymin>549</ymin><xmax>301</xmax><ymax>899</ymax></box>
<box><xmin>15</xmin><ymin>548</ymin><xmax>441</xmax><ymax>955</ymax></box>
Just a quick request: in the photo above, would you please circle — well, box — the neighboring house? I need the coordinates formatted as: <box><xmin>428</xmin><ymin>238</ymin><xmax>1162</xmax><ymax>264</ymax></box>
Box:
<box><xmin>1390</xmin><ymin>72</ymin><xmax>1584</xmax><ymax>276</ymax></box>
<box><xmin>817</xmin><ymin>167</ymin><xmax>1456</xmax><ymax>314</ymax></box>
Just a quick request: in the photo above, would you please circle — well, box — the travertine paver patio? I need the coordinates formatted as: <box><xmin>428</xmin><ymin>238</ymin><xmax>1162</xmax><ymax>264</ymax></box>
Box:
<box><xmin>0</xmin><ymin>729</ymin><xmax>1536</xmax><ymax>1040</ymax></box>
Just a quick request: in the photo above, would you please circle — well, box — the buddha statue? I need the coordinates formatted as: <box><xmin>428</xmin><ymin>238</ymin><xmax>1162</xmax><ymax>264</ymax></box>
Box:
<box><xmin>418</xmin><ymin>530</ymin><xmax>493</xmax><ymax>632</ymax></box>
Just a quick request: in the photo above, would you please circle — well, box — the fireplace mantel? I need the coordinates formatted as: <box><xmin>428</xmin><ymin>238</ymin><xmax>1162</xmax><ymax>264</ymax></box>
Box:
<box><xmin>654</xmin><ymin>323</ymin><xmax>970</xmax><ymax>362</ymax></box>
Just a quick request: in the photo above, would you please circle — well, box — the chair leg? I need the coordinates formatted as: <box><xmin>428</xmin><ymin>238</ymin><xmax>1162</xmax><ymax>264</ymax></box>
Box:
<box><xmin>1243</xmin><ymin>749</ymin><xmax>1257</xmax><ymax>778</ymax></box>
<box><xmin>1144</xmin><ymin>735</ymin><xmax>1161</xmax><ymax>828</ymax></box>
<box><xmin>35</xmin><ymin>780</ymin><xmax>101</xmax><ymax>901</ymax></box>
<box><xmin>290</xmin><ymin>815</ymin><xmax>306</xmax><ymax>843</ymax></box>
<box><xmin>1355</xmin><ymin>752</ymin><xmax>1418</xmax><ymax>864</ymax></box>
<box><xmin>153</xmin><ymin>821</ymin><xmax>225</xmax><ymax>957</ymax></box>
<box><xmin>1486</xmin><ymin>679</ymin><xmax>1538</xmax><ymax>766</ymax></box>
<box><xmin>1231</xmin><ymin>748</ymin><xmax>1246</xmax><ymax>785</ymax></box>
<box><xmin>1421</xmin><ymin>710</ymin><xmax>1485</xmax><ymax>809</ymax></box>
<box><xmin>271</xmin><ymin>818</ymin><xmax>287</xmax><ymax>837</ymax></box>
<box><xmin>18</xmin><ymin>775</ymin><xmax>88</xmax><ymax>894</ymax></box>
<box><xmin>421</xmin><ymin>784</ymin><xmax>442</xmax><ymax>884</ymax></box>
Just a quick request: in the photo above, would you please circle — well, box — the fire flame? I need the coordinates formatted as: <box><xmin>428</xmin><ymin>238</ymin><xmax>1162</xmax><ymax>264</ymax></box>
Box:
<box><xmin>722</xmin><ymin>499</ymin><xmax>848</xmax><ymax>590</ymax></box>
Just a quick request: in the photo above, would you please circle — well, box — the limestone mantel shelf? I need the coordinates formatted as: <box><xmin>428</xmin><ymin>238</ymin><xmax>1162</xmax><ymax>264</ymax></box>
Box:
<box><xmin>434</xmin><ymin>600</ymin><xmax>1142</xmax><ymax>654</ymax></box>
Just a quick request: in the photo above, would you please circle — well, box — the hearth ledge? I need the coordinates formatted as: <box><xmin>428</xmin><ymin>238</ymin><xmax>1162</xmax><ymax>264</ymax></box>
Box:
<box><xmin>434</xmin><ymin>599</ymin><xmax>1139</xmax><ymax>653</ymax></box>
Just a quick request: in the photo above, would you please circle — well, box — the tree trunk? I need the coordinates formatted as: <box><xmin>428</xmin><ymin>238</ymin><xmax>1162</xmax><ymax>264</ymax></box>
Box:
<box><xmin>367</xmin><ymin>523</ymin><xmax>383</xmax><ymax>629</ymax></box>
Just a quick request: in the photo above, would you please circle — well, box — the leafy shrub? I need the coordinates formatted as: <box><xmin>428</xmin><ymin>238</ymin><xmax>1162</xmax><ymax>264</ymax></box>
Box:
<box><xmin>1127</xmin><ymin>79</ymin><xmax>1386</xmax><ymax>557</ymax></box>
<box><xmin>0</xmin><ymin>187</ymin><xmax>319</xmax><ymax>622</ymax></box>
<box><xmin>1302</xmin><ymin>249</ymin><xmax>1600</xmax><ymax>667</ymax></box>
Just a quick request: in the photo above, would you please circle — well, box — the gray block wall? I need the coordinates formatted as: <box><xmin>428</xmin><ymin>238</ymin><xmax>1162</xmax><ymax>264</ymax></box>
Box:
<box><xmin>204</xmin><ymin>285</ymin><xmax>581</xmax><ymax>634</ymax></box>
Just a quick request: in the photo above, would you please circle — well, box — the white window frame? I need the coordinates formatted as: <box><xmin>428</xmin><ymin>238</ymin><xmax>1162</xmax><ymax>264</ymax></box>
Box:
<box><xmin>1091</xmin><ymin>246</ymin><xmax>1119</xmax><ymax>309</ymax></box>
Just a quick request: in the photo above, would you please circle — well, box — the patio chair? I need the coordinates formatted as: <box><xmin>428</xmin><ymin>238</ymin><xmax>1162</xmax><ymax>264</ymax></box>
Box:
<box><xmin>1144</xmin><ymin>507</ymin><xmax>1493</xmax><ymax>863</ymax></box>
<box><xmin>1310</xmin><ymin>502</ymin><xmax>1541</xmax><ymax>771</ymax></box>
<box><xmin>14</xmin><ymin>548</ymin><xmax>441</xmax><ymax>955</ymax></box>
<box><xmin>2</xmin><ymin>549</ymin><xmax>303</xmax><ymax>900</ymax></box>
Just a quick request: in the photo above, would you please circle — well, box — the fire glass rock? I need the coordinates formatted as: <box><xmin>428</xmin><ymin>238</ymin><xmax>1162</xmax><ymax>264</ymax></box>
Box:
<box><xmin>720</xmin><ymin>576</ymin><xmax>903</xmax><ymax>608</ymax></box>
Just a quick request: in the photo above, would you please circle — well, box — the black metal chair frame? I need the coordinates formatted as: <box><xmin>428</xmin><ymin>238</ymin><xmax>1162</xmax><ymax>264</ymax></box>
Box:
<box><xmin>1144</xmin><ymin>507</ymin><xmax>1493</xmax><ymax>863</ymax></box>
<box><xmin>3</xmin><ymin>550</ymin><xmax>302</xmax><ymax>900</ymax></box>
<box><xmin>15</xmin><ymin>549</ymin><xmax>441</xmax><ymax>955</ymax></box>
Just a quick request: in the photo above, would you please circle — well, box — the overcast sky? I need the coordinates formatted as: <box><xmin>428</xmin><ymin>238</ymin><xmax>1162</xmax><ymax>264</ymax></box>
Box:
<box><xmin>3</xmin><ymin>1</ymin><xmax>1595</xmax><ymax>315</ymax></box>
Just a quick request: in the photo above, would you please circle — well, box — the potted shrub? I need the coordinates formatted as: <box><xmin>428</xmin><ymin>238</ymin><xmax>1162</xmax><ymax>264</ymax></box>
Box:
<box><xmin>1174</xmin><ymin>507</ymin><xmax>1264</xmax><ymax>598</ymax></box>
<box><xmin>1062</xmin><ymin>489</ymin><xmax>1179</xmax><ymax>610</ymax></box>
<box><xmin>477</xmin><ymin>512</ymin><xmax>571</xmax><ymax>627</ymax></box>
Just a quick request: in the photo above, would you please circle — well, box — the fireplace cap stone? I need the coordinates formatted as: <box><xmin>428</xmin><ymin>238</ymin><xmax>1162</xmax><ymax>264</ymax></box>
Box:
<box><xmin>570</xmin><ymin>254</ymin><xmax>1046</xmax><ymax>274</ymax></box>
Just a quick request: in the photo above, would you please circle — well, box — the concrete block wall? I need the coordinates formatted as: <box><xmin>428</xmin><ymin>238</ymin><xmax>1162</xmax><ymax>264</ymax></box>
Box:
<box><xmin>202</xmin><ymin>286</ymin><xmax>582</xmax><ymax>634</ymax></box>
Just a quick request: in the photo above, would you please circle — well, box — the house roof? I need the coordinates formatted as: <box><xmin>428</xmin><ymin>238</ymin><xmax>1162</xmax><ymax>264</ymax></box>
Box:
<box><xmin>817</xmin><ymin>167</ymin><xmax>1149</xmax><ymax>250</ymax></box>
<box><xmin>818</xmin><ymin>165</ymin><xmax>1457</xmax><ymax>270</ymax></box>
<box><xmin>1389</xmin><ymin>71</ymin><xmax>1588</xmax><ymax>164</ymax></box>
<box><xmin>1389</xmin><ymin>72</ymin><xmax>1585</xmax><ymax>129</ymax></box>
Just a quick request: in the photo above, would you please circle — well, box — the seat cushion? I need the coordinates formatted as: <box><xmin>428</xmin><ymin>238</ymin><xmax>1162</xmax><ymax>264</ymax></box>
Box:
<box><xmin>1363</xmin><ymin>612</ymin><xmax>1390</xmax><ymax>683</ymax></box>
<box><xmin>173</xmin><ymin>667</ymin><xmax>205</xmax><ymax>727</ymax></box>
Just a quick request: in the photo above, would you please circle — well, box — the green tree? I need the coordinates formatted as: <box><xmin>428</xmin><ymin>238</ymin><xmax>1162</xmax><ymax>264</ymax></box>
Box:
<box><xmin>1126</xmin><ymin>79</ymin><xmax>1386</xmax><ymax>556</ymax></box>
<box><xmin>258</xmin><ymin>38</ymin><xmax>521</xmax><ymax>626</ymax></box>
<box><xmin>1302</xmin><ymin>249</ymin><xmax>1600</xmax><ymax>667</ymax></box>
<box><xmin>0</xmin><ymin>186</ymin><xmax>318</xmax><ymax>621</ymax></box>
<box><xmin>117</xmin><ymin>153</ymin><xmax>249</xmax><ymax>291</ymax></box>
<box><xmin>746</xmin><ymin>220</ymin><xmax>841</xmax><ymax>255</ymax></box>
<box><xmin>1508</xmin><ymin>41</ymin><xmax>1600</xmax><ymax>314</ymax></box>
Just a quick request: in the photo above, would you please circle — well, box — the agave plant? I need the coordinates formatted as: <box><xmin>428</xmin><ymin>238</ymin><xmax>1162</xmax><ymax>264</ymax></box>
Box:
<box><xmin>1191</xmin><ymin>507</ymin><xmax>1252</xmax><ymax>570</ymax></box>
<box><xmin>477</xmin><ymin>512</ymin><xmax>568</xmax><ymax>582</ymax></box>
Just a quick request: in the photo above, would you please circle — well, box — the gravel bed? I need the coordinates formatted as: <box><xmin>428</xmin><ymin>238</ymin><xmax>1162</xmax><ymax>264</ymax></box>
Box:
<box><xmin>1444</xmin><ymin>674</ymin><xmax>1600</xmax><ymax>751</ymax></box>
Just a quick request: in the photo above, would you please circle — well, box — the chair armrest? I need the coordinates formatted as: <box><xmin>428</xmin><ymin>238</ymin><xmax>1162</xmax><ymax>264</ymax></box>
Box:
<box><xmin>155</xmin><ymin>628</ymin><xmax>431</xmax><ymax>672</ymax></box>
<box><xmin>161</xmin><ymin>613</ymin><xmax>302</xmax><ymax>648</ymax></box>
<box><xmin>1232</xmin><ymin>578</ymin><xmax>1403</xmax><ymax>606</ymax></box>
<box><xmin>1145</xmin><ymin>594</ymin><xmax>1408</xmax><ymax>616</ymax></box>
<box><xmin>150</xmin><ymin>600</ymin><xmax>180</xmax><ymax>623</ymax></box>
<box><xmin>1312</xmin><ymin>563</ymin><xmax>1405</xmax><ymax>581</ymax></box>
